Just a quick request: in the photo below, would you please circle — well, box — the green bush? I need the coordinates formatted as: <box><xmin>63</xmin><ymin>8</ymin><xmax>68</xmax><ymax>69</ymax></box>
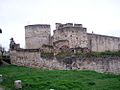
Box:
<box><xmin>88</xmin><ymin>81</ymin><xmax>95</xmax><ymax>86</ymax></box>
<box><xmin>56</xmin><ymin>51</ymin><xmax>73</xmax><ymax>60</ymax></box>
<box><xmin>75</xmin><ymin>51</ymin><xmax>120</xmax><ymax>57</ymax></box>
<box><xmin>41</xmin><ymin>52</ymin><xmax>54</xmax><ymax>59</ymax></box>
<box><xmin>55</xmin><ymin>51</ymin><xmax>120</xmax><ymax>60</ymax></box>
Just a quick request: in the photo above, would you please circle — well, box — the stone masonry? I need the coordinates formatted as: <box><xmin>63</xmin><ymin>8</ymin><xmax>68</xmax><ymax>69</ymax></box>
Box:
<box><xmin>25</xmin><ymin>23</ymin><xmax>120</xmax><ymax>52</ymax></box>
<box><xmin>25</xmin><ymin>24</ymin><xmax>51</xmax><ymax>49</ymax></box>
<box><xmin>10</xmin><ymin>49</ymin><xmax>120</xmax><ymax>74</ymax></box>
<box><xmin>10</xmin><ymin>22</ymin><xmax>120</xmax><ymax>74</ymax></box>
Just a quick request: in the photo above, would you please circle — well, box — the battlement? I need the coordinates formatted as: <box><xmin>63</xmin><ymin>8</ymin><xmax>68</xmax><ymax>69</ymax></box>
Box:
<box><xmin>56</xmin><ymin>23</ymin><xmax>84</xmax><ymax>29</ymax></box>
<box><xmin>74</xmin><ymin>24</ymin><xmax>82</xmax><ymax>27</ymax></box>
<box><xmin>25</xmin><ymin>24</ymin><xmax>50</xmax><ymax>30</ymax></box>
<box><xmin>83</xmin><ymin>27</ymin><xmax>87</xmax><ymax>32</ymax></box>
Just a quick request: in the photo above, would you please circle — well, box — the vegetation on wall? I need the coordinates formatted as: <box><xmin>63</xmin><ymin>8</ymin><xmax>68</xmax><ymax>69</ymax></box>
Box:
<box><xmin>55</xmin><ymin>51</ymin><xmax>73</xmax><ymax>60</ymax></box>
<box><xmin>41</xmin><ymin>52</ymin><xmax>54</xmax><ymax>59</ymax></box>
<box><xmin>40</xmin><ymin>50</ymin><xmax>120</xmax><ymax>60</ymax></box>
<box><xmin>55</xmin><ymin>51</ymin><xmax>120</xmax><ymax>60</ymax></box>
<box><xmin>84</xmin><ymin>51</ymin><xmax>120</xmax><ymax>57</ymax></box>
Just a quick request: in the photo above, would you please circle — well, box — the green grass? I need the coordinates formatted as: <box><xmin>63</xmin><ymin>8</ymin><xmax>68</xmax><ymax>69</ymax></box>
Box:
<box><xmin>0</xmin><ymin>65</ymin><xmax>120</xmax><ymax>90</ymax></box>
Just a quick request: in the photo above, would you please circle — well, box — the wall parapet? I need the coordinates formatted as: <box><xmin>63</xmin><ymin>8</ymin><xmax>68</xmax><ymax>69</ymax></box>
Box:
<box><xmin>55</xmin><ymin>23</ymin><xmax>86</xmax><ymax>31</ymax></box>
<box><xmin>25</xmin><ymin>24</ymin><xmax>50</xmax><ymax>29</ymax></box>
<box><xmin>74</xmin><ymin>24</ymin><xmax>82</xmax><ymax>27</ymax></box>
<box><xmin>87</xmin><ymin>33</ymin><xmax>120</xmax><ymax>39</ymax></box>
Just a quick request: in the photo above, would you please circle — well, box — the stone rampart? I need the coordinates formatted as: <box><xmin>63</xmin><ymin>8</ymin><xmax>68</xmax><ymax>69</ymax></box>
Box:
<box><xmin>87</xmin><ymin>33</ymin><xmax>120</xmax><ymax>52</ymax></box>
<box><xmin>10</xmin><ymin>50</ymin><xmax>120</xmax><ymax>74</ymax></box>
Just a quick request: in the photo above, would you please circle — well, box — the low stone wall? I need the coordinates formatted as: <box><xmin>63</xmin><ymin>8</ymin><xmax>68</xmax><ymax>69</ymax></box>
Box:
<box><xmin>10</xmin><ymin>50</ymin><xmax>64</xmax><ymax>70</ymax></box>
<box><xmin>72</xmin><ymin>57</ymin><xmax>120</xmax><ymax>74</ymax></box>
<box><xmin>10</xmin><ymin>50</ymin><xmax>120</xmax><ymax>74</ymax></box>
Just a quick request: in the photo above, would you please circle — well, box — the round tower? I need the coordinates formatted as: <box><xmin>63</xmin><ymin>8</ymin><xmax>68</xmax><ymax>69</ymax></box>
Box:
<box><xmin>25</xmin><ymin>24</ymin><xmax>51</xmax><ymax>49</ymax></box>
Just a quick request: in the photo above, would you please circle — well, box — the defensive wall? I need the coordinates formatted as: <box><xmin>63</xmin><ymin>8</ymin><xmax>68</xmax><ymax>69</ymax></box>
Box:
<box><xmin>10</xmin><ymin>49</ymin><xmax>120</xmax><ymax>74</ymax></box>
<box><xmin>87</xmin><ymin>33</ymin><xmax>120</xmax><ymax>52</ymax></box>
<box><xmin>10</xmin><ymin>23</ymin><xmax>120</xmax><ymax>74</ymax></box>
<box><xmin>53</xmin><ymin>23</ymin><xmax>120</xmax><ymax>52</ymax></box>
<box><xmin>24</xmin><ymin>23</ymin><xmax>120</xmax><ymax>52</ymax></box>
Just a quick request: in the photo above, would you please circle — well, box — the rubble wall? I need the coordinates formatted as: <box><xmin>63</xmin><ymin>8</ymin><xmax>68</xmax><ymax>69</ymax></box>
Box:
<box><xmin>10</xmin><ymin>50</ymin><xmax>120</xmax><ymax>74</ymax></box>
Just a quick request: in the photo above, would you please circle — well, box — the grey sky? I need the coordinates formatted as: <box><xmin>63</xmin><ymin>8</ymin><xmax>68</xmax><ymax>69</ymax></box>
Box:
<box><xmin>0</xmin><ymin>0</ymin><xmax>120</xmax><ymax>49</ymax></box>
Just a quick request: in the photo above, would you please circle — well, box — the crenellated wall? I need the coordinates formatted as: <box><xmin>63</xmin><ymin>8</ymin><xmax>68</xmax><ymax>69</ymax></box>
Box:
<box><xmin>10</xmin><ymin>50</ymin><xmax>120</xmax><ymax>74</ymax></box>
<box><xmin>53</xmin><ymin>23</ymin><xmax>88</xmax><ymax>49</ymax></box>
<box><xmin>24</xmin><ymin>23</ymin><xmax>120</xmax><ymax>52</ymax></box>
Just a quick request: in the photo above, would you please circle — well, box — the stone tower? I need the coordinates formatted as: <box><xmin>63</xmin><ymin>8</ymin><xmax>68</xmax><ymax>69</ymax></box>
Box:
<box><xmin>53</xmin><ymin>23</ymin><xmax>88</xmax><ymax>49</ymax></box>
<box><xmin>25</xmin><ymin>24</ymin><xmax>51</xmax><ymax>49</ymax></box>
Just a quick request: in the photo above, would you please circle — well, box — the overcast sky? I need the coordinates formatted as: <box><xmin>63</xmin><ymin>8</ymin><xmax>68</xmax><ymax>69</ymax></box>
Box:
<box><xmin>0</xmin><ymin>0</ymin><xmax>120</xmax><ymax>50</ymax></box>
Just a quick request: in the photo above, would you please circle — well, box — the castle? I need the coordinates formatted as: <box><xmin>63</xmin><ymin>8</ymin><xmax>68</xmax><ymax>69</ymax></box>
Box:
<box><xmin>25</xmin><ymin>23</ymin><xmax>120</xmax><ymax>53</ymax></box>
<box><xmin>10</xmin><ymin>23</ymin><xmax>120</xmax><ymax>74</ymax></box>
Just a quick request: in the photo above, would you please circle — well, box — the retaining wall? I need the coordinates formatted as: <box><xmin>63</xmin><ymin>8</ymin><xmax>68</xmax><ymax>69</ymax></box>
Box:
<box><xmin>10</xmin><ymin>50</ymin><xmax>120</xmax><ymax>74</ymax></box>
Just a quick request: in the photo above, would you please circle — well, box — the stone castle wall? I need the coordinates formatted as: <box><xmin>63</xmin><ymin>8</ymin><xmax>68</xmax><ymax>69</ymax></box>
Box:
<box><xmin>24</xmin><ymin>23</ymin><xmax>120</xmax><ymax>52</ymax></box>
<box><xmin>87</xmin><ymin>33</ymin><xmax>120</xmax><ymax>52</ymax></box>
<box><xmin>25</xmin><ymin>24</ymin><xmax>51</xmax><ymax>49</ymax></box>
<box><xmin>10</xmin><ymin>49</ymin><xmax>64</xmax><ymax>69</ymax></box>
<box><xmin>53</xmin><ymin>23</ymin><xmax>88</xmax><ymax>48</ymax></box>
<box><xmin>10</xmin><ymin>50</ymin><xmax>120</xmax><ymax>74</ymax></box>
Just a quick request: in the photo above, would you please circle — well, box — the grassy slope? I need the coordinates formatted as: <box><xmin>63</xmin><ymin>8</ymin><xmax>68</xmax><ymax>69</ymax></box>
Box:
<box><xmin>0</xmin><ymin>65</ymin><xmax>120</xmax><ymax>90</ymax></box>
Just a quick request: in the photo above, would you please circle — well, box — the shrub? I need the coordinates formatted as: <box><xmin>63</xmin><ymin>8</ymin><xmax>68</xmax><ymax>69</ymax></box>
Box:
<box><xmin>75</xmin><ymin>51</ymin><xmax>120</xmax><ymax>57</ymax></box>
<box><xmin>55</xmin><ymin>51</ymin><xmax>73</xmax><ymax>60</ymax></box>
<box><xmin>41</xmin><ymin>52</ymin><xmax>54</xmax><ymax>59</ymax></box>
<box><xmin>88</xmin><ymin>81</ymin><xmax>95</xmax><ymax>86</ymax></box>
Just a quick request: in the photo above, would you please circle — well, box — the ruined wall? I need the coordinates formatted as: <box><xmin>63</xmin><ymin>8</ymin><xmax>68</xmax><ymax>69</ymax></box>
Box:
<box><xmin>10</xmin><ymin>50</ymin><xmax>64</xmax><ymax>69</ymax></box>
<box><xmin>87</xmin><ymin>33</ymin><xmax>120</xmax><ymax>52</ymax></box>
<box><xmin>24</xmin><ymin>23</ymin><xmax>120</xmax><ymax>52</ymax></box>
<box><xmin>54</xmin><ymin>40</ymin><xmax>69</xmax><ymax>53</ymax></box>
<box><xmin>41</xmin><ymin>45</ymin><xmax>54</xmax><ymax>53</ymax></box>
<box><xmin>10</xmin><ymin>50</ymin><xmax>120</xmax><ymax>74</ymax></box>
<box><xmin>53</xmin><ymin>23</ymin><xmax>88</xmax><ymax>48</ymax></box>
<box><xmin>25</xmin><ymin>24</ymin><xmax>51</xmax><ymax>49</ymax></box>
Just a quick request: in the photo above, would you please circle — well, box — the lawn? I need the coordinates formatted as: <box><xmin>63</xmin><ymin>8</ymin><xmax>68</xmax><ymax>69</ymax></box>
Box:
<box><xmin>0</xmin><ymin>65</ymin><xmax>120</xmax><ymax>90</ymax></box>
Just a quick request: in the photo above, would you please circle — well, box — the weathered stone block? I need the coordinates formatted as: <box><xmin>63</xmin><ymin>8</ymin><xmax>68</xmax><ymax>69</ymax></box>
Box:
<box><xmin>0</xmin><ymin>74</ymin><xmax>3</xmax><ymax>82</ymax></box>
<box><xmin>14</xmin><ymin>80</ymin><xmax>22</xmax><ymax>89</ymax></box>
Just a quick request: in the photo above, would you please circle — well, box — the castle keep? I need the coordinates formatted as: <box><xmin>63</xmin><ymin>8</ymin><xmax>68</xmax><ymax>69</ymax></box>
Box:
<box><xmin>25</xmin><ymin>23</ymin><xmax>120</xmax><ymax>52</ymax></box>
